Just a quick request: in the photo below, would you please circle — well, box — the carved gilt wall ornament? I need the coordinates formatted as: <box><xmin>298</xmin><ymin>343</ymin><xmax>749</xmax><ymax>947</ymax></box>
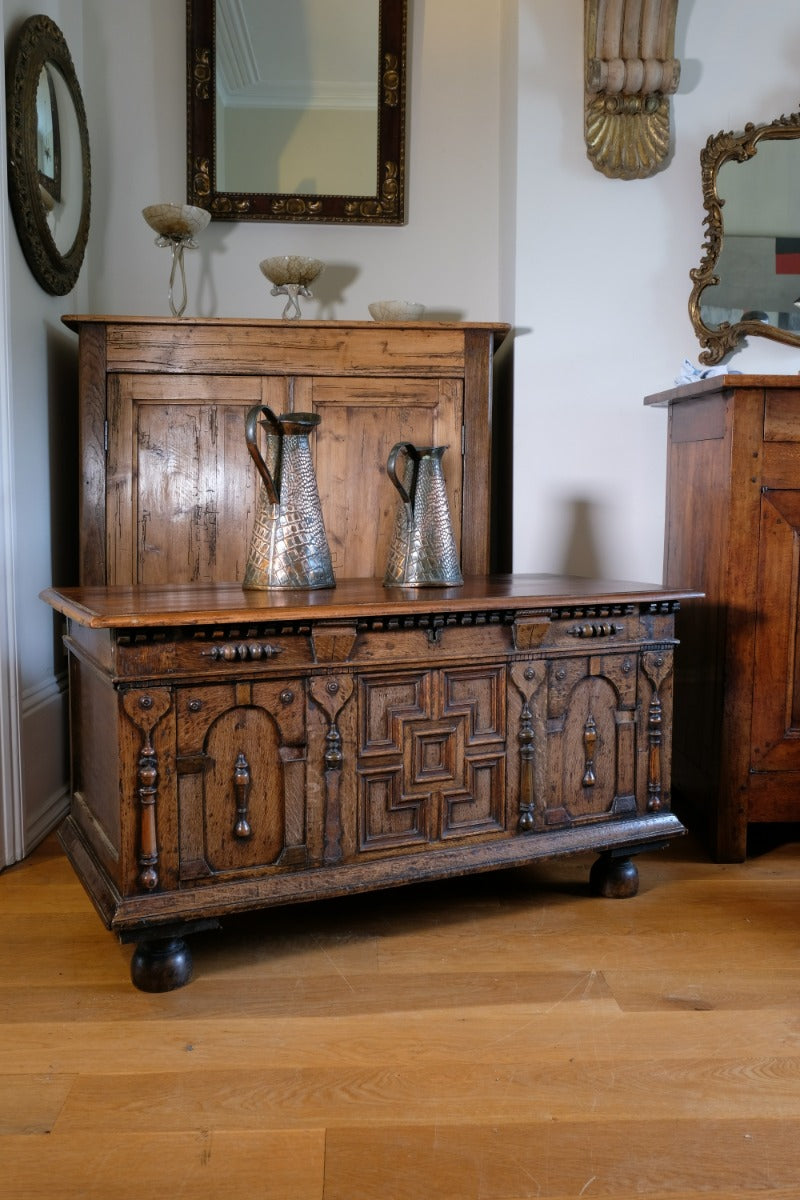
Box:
<box><xmin>584</xmin><ymin>0</ymin><xmax>680</xmax><ymax>180</ymax></box>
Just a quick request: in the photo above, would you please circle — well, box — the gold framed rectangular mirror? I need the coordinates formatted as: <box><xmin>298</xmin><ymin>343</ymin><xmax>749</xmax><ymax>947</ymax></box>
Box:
<box><xmin>186</xmin><ymin>0</ymin><xmax>407</xmax><ymax>224</ymax></box>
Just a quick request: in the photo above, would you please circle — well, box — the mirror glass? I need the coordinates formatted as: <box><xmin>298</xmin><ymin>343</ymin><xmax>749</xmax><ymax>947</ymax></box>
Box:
<box><xmin>187</xmin><ymin>0</ymin><xmax>407</xmax><ymax>223</ymax></box>
<box><xmin>40</xmin><ymin>66</ymin><xmax>85</xmax><ymax>256</ymax></box>
<box><xmin>6</xmin><ymin>15</ymin><xmax>91</xmax><ymax>295</ymax></box>
<box><xmin>215</xmin><ymin>0</ymin><xmax>378</xmax><ymax>196</ymax></box>
<box><xmin>36</xmin><ymin>66</ymin><xmax>61</xmax><ymax>204</ymax></box>
<box><xmin>689</xmin><ymin>111</ymin><xmax>800</xmax><ymax>363</ymax></box>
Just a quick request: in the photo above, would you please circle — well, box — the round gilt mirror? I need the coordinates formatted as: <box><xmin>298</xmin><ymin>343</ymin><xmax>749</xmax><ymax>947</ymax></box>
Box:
<box><xmin>6</xmin><ymin>15</ymin><xmax>91</xmax><ymax>295</ymax></box>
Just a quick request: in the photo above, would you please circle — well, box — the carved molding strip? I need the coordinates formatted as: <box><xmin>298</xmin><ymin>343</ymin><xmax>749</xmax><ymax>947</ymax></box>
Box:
<box><xmin>584</xmin><ymin>0</ymin><xmax>680</xmax><ymax>179</ymax></box>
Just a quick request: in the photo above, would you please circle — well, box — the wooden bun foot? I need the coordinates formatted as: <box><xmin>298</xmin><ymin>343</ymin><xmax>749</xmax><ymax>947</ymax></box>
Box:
<box><xmin>130</xmin><ymin>935</ymin><xmax>193</xmax><ymax>992</ymax></box>
<box><xmin>589</xmin><ymin>852</ymin><xmax>639</xmax><ymax>898</ymax></box>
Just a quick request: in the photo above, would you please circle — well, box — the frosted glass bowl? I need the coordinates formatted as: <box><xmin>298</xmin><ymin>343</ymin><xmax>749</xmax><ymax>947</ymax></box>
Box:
<box><xmin>368</xmin><ymin>300</ymin><xmax>426</xmax><ymax>321</ymax></box>
<box><xmin>259</xmin><ymin>256</ymin><xmax>324</xmax><ymax>287</ymax></box>
<box><xmin>142</xmin><ymin>203</ymin><xmax>210</xmax><ymax>240</ymax></box>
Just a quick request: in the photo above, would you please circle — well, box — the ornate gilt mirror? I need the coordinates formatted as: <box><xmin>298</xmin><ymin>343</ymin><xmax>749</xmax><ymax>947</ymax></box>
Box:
<box><xmin>689</xmin><ymin>108</ymin><xmax>800</xmax><ymax>364</ymax></box>
<box><xmin>5</xmin><ymin>15</ymin><xmax>91</xmax><ymax>295</ymax></box>
<box><xmin>186</xmin><ymin>0</ymin><xmax>407</xmax><ymax>224</ymax></box>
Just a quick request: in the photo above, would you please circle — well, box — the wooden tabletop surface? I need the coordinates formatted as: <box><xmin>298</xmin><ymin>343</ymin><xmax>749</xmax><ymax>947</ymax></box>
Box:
<box><xmin>645</xmin><ymin>373</ymin><xmax>800</xmax><ymax>406</ymax></box>
<box><xmin>40</xmin><ymin>574</ymin><xmax>702</xmax><ymax>629</ymax></box>
<box><xmin>62</xmin><ymin>314</ymin><xmax>512</xmax><ymax>335</ymax></box>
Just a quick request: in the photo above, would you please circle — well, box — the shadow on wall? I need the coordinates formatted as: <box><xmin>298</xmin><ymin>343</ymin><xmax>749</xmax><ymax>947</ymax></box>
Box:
<box><xmin>558</xmin><ymin>496</ymin><xmax>605</xmax><ymax>578</ymax></box>
<box><xmin>491</xmin><ymin>334</ymin><xmax>514</xmax><ymax>573</ymax></box>
<box><xmin>46</xmin><ymin>324</ymin><xmax>79</xmax><ymax>663</ymax></box>
<box><xmin>313</xmin><ymin>264</ymin><xmax>360</xmax><ymax>319</ymax></box>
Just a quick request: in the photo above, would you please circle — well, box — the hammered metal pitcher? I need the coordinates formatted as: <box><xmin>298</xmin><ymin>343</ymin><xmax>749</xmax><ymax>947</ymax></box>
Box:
<box><xmin>243</xmin><ymin>405</ymin><xmax>335</xmax><ymax>590</ymax></box>
<box><xmin>383</xmin><ymin>443</ymin><xmax>463</xmax><ymax>587</ymax></box>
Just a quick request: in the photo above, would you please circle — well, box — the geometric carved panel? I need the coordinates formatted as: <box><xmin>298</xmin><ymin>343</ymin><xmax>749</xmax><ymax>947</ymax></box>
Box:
<box><xmin>359</xmin><ymin>672</ymin><xmax>430</xmax><ymax>755</ymax></box>
<box><xmin>443</xmin><ymin>665</ymin><xmax>506</xmax><ymax>739</ymax></box>
<box><xmin>360</xmin><ymin>767</ymin><xmax>427</xmax><ymax>848</ymax></box>
<box><xmin>358</xmin><ymin>666</ymin><xmax>507</xmax><ymax>850</ymax></box>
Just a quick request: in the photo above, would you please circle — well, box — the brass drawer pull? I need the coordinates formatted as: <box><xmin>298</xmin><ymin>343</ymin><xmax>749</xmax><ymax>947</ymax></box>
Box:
<box><xmin>566</xmin><ymin>622</ymin><xmax>622</xmax><ymax>639</ymax></box>
<box><xmin>201</xmin><ymin>641</ymin><xmax>284</xmax><ymax>662</ymax></box>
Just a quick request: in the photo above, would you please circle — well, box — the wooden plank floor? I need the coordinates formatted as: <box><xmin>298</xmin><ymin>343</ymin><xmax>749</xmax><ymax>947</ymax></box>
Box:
<box><xmin>2</xmin><ymin>830</ymin><xmax>800</xmax><ymax>1198</ymax></box>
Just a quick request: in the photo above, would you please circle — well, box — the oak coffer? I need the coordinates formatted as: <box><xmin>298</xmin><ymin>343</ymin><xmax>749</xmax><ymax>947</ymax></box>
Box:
<box><xmin>43</xmin><ymin>575</ymin><xmax>696</xmax><ymax>991</ymax></box>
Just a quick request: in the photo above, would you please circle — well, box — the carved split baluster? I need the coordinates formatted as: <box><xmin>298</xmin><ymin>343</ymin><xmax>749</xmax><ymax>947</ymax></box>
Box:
<box><xmin>136</xmin><ymin>733</ymin><xmax>159</xmax><ymax>891</ymax></box>
<box><xmin>232</xmin><ymin>751</ymin><xmax>253</xmax><ymax>839</ymax></box>
<box><xmin>517</xmin><ymin>699</ymin><xmax>535</xmax><ymax>832</ymax></box>
<box><xmin>323</xmin><ymin>719</ymin><xmax>345</xmax><ymax>861</ymax></box>
<box><xmin>582</xmin><ymin>714</ymin><xmax>598</xmax><ymax>788</ymax></box>
<box><xmin>324</xmin><ymin>721</ymin><xmax>344</xmax><ymax>772</ymax></box>
<box><xmin>309</xmin><ymin>674</ymin><xmax>355</xmax><ymax>865</ymax></box>
<box><xmin>510</xmin><ymin>661</ymin><xmax>546</xmax><ymax>833</ymax></box>
<box><xmin>122</xmin><ymin>689</ymin><xmax>172</xmax><ymax>892</ymax></box>
<box><xmin>641</xmin><ymin>650</ymin><xmax>672</xmax><ymax>812</ymax></box>
<box><xmin>647</xmin><ymin>691</ymin><xmax>663</xmax><ymax>812</ymax></box>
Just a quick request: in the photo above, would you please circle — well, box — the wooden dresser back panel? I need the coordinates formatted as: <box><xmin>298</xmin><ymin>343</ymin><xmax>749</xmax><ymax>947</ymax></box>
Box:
<box><xmin>68</xmin><ymin>318</ymin><xmax>509</xmax><ymax>585</ymax></box>
<box><xmin>106</xmin><ymin>373</ymin><xmax>463</xmax><ymax>585</ymax></box>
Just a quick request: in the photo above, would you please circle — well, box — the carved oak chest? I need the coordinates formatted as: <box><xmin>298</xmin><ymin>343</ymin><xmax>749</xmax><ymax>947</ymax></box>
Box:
<box><xmin>43</xmin><ymin>575</ymin><xmax>694</xmax><ymax>990</ymax></box>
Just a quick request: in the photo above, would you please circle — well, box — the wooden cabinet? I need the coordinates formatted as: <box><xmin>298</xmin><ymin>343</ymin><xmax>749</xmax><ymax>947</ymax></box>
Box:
<box><xmin>43</xmin><ymin>576</ymin><xmax>691</xmax><ymax>990</ymax></box>
<box><xmin>64</xmin><ymin>317</ymin><xmax>510</xmax><ymax>585</ymax></box>
<box><xmin>646</xmin><ymin>375</ymin><xmax>800</xmax><ymax>861</ymax></box>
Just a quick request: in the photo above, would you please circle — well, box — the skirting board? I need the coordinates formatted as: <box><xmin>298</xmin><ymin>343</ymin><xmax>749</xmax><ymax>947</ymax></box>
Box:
<box><xmin>20</xmin><ymin>671</ymin><xmax>69</xmax><ymax>857</ymax></box>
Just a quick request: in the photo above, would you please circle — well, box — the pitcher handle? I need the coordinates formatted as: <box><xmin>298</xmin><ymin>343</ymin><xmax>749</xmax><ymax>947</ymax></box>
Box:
<box><xmin>245</xmin><ymin>405</ymin><xmax>280</xmax><ymax>505</ymax></box>
<box><xmin>386</xmin><ymin>442</ymin><xmax>420</xmax><ymax>509</ymax></box>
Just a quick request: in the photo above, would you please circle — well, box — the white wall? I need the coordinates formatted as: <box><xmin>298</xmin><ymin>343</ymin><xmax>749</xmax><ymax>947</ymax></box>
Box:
<box><xmin>2</xmin><ymin>0</ymin><xmax>89</xmax><ymax>861</ymax></box>
<box><xmin>512</xmin><ymin>0</ymin><xmax>800</xmax><ymax>583</ymax></box>
<box><xmin>5</xmin><ymin>0</ymin><xmax>800</xmax><ymax>860</ymax></box>
<box><xmin>82</xmin><ymin>0</ymin><xmax>506</xmax><ymax>323</ymax></box>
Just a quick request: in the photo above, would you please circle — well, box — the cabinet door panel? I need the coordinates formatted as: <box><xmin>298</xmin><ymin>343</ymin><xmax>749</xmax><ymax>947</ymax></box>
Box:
<box><xmin>177</xmin><ymin>683</ymin><xmax>308</xmax><ymax>880</ymax></box>
<box><xmin>311</xmin><ymin>378</ymin><xmax>463</xmax><ymax>578</ymax></box>
<box><xmin>107</xmin><ymin>375</ymin><xmax>278</xmax><ymax>585</ymax></box>
<box><xmin>544</xmin><ymin>660</ymin><xmax>638</xmax><ymax>825</ymax></box>
<box><xmin>203</xmin><ymin>706</ymin><xmax>285</xmax><ymax>868</ymax></box>
<box><xmin>751</xmin><ymin>490</ymin><xmax>800</xmax><ymax>770</ymax></box>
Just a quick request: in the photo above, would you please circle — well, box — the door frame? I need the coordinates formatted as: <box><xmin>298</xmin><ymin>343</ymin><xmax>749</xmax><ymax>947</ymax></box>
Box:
<box><xmin>0</xmin><ymin>38</ymin><xmax>24</xmax><ymax>867</ymax></box>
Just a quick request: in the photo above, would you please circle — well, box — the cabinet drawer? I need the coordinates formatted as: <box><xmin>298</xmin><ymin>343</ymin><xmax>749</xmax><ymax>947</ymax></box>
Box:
<box><xmin>764</xmin><ymin>391</ymin><xmax>800</xmax><ymax>442</ymax></box>
<box><xmin>114</xmin><ymin>628</ymin><xmax>312</xmax><ymax>677</ymax></box>
<box><xmin>541</xmin><ymin>607</ymin><xmax>644</xmax><ymax>652</ymax></box>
